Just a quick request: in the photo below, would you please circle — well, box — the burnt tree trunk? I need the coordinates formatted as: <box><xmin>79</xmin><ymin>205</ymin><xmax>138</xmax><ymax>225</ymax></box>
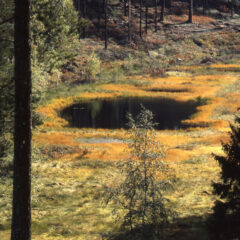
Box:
<box><xmin>160</xmin><ymin>0</ymin><xmax>165</xmax><ymax>22</ymax></box>
<box><xmin>128</xmin><ymin>0</ymin><xmax>131</xmax><ymax>42</ymax></box>
<box><xmin>11</xmin><ymin>0</ymin><xmax>32</xmax><ymax>239</ymax></box>
<box><xmin>188</xmin><ymin>0</ymin><xmax>193</xmax><ymax>23</ymax></box>
<box><xmin>140</xmin><ymin>0</ymin><xmax>143</xmax><ymax>37</ymax></box>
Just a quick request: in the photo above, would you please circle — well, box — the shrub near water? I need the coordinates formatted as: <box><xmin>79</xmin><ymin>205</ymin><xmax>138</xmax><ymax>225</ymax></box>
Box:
<box><xmin>105</xmin><ymin>106</ymin><xmax>175</xmax><ymax>239</ymax></box>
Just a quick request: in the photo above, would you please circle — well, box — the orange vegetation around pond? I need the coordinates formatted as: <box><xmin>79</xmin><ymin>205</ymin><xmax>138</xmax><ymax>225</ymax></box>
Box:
<box><xmin>31</xmin><ymin>62</ymin><xmax>240</xmax><ymax>230</ymax></box>
<box><xmin>35</xmin><ymin>63</ymin><xmax>240</xmax><ymax>166</ymax></box>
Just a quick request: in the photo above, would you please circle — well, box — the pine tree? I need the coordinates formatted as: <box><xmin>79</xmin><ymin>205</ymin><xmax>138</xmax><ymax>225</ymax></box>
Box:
<box><xmin>154</xmin><ymin>0</ymin><xmax>158</xmax><ymax>32</ymax></box>
<box><xmin>188</xmin><ymin>0</ymin><xmax>193</xmax><ymax>23</ymax></box>
<box><xmin>160</xmin><ymin>0</ymin><xmax>165</xmax><ymax>22</ymax></box>
<box><xmin>139</xmin><ymin>0</ymin><xmax>143</xmax><ymax>38</ymax></box>
<box><xmin>145</xmin><ymin>0</ymin><xmax>148</xmax><ymax>34</ymax></box>
<box><xmin>211</xmin><ymin>117</ymin><xmax>240</xmax><ymax>239</ymax></box>
<box><xmin>128</xmin><ymin>0</ymin><xmax>131</xmax><ymax>42</ymax></box>
<box><xmin>11</xmin><ymin>0</ymin><xmax>32</xmax><ymax>239</ymax></box>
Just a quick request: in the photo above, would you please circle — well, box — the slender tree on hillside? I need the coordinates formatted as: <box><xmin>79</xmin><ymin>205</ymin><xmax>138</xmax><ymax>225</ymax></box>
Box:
<box><xmin>128</xmin><ymin>0</ymin><xmax>131</xmax><ymax>42</ymax></box>
<box><xmin>11</xmin><ymin>0</ymin><xmax>32</xmax><ymax>239</ymax></box>
<box><xmin>104</xmin><ymin>0</ymin><xmax>108</xmax><ymax>49</ymax></box>
<box><xmin>155</xmin><ymin>0</ymin><xmax>158</xmax><ymax>31</ymax></box>
<box><xmin>188</xmin><ymin>0</ymin><xmax>193</xmax><ymax>23</ymax></box>
<box><xmin>230</xmin><ymin>0</ymin><xmax>234</xmax><ymax>17</ymax></box>
<box><xmin>145</xmin><ymin>0</ymin><xmax>148</xmax><ymax>34</ymax></box>
<box><xmin>202</xmin><ymin>0</ymin><xmax>206</xmax><ymax>15</ymax></box>
<box><xmin>124</xmin><ymin>0</ymin><xmax>127</xmax><ymax>16</ymax></box>
<box><xmin>139</xmin><ymin>0</ymin><xmax>143</xmax><ymax>37</ymax></box>
<box><xmin>82</xmin><ymin>0</ymin><xmax>87</xmax><ymax>38</ymax></box>
<box><xmin>160</xmin><ymin>0</ymin><xmax>165</xmax><ymax>22</ymax></box>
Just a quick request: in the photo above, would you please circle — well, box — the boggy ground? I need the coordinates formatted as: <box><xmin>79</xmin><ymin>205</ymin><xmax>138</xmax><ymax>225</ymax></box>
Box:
<box><xmin>2</xmin><ymin>62</ymin><xmax>240</xmax><ymax>240</ymax></box>
<box><xmin>1</xmin><ymin>11</ymin><xmax>240</xmax><ymax>240</ymax></box>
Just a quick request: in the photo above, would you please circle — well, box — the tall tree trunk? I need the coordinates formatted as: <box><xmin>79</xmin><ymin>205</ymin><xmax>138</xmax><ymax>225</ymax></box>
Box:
<box><xmin>78</xmin><ymin>0</ymin><xmax>82</xmax><ymax>37</ymax></box>
<box><xmin>140</xmin><ymin>0</ymin><xmax>143</xmax><ymax>37</ymax></box>
<box><xmin>202</xmin><ymin>0</ymin><xmax>205</xmax><ymax>15</ymax></box>
<box><xmin>128</xmin><ymin>0</ymin><xmax>131</xmax><ymax>42</ymax></box>
<box><xmin>230</xmin><ymin>0</ymin><xmax>234</xmax><ymax>17</ymax></box>
<box><xmin>82</xmin><ymin>0</ymin><xmax>86</xmax><ymax>38</ymax></box>
<box><xmin>145</xmin><ymin>1</ymin><xmax>148</xmax><ymax>34</ymax></box>
<box><xmin>168</xmin><ymin>0</ymin><xmax>172</xmax><ymax>14</ymax></box>
<box><xmin>124</xmin><ymin>0</ymin><xmax>127</xmax><ymax>16</ymax></box>
<box><xmin>104</xmin><ymin>0</ymin><xmax>108</xmax><ymax>49</ymax></box>
<box><xmin>188</xmin><ymin>0</ymin><xmax>193</xmax><ymax>23</ymax></box>
<box><xmin>154</xmin><ymin>0</ymin><xmax>158</xmax><ymax>32</ymax></box>
<box><xmin>11</xmin><ymin>0</ymin><xmax>32</xmax><ymax>239</ymax></box>
<box><xmin>160</xmin><ymin>0</ymin><xmax>165</xmax><ymax>22</ymax></box>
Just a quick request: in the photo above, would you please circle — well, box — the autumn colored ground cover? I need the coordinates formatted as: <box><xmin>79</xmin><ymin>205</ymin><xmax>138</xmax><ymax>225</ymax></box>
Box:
<box><xmin>1</xmin><ymin>62</ymin><xmax>240</xmax><ymax>240</ymax></box>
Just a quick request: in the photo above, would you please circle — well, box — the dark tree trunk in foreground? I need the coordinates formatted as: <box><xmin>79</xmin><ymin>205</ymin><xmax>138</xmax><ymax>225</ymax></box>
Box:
<box><xmin>154</xmin><ymin>0</ymin><xmax>158</xmax><ymax>31</ymax></box>
<box><xmin>160</xmin><ymin>0</ymin><xmax>165</xmax><ymax>22</ymax></box>
<box><xmin>145</xmin><ymin>1</ymin><xmax>148</xmax><ymax>34</ymax></box>
<box><xmin>128</xmin><ymin>0</ymin><xmax>131</xmax><ymax>42</ymax></box>
<box><xmin>139</xmin><ymin>0</ymin><xmax>143</xmax><ymax>37</ymax></box>
<box><xmin>11</xmin><ymin>0</ymin><xmax>32</xmax><ymax>239</ymax></box>
<box><xmin>188</xmin><ymin>0</ymin><xmax>193</xmax><ymax>23</ymax></box>
<box><xmin>104</xmin><ymin>0</ymin><xmax>108</xmax><ymax>49</ymax></box>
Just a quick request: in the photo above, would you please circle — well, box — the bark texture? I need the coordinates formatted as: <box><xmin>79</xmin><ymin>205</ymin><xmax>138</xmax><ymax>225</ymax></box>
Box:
<box><xmin>11</xmin><ymin>0</ymin><xmax>32</xmax><ymax>239</ymax></box>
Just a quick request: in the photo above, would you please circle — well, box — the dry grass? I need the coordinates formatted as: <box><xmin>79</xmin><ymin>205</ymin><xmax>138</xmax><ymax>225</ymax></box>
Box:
<box><xmin>1</xmin><ymin>61</ymin><xmax>240</xmax><ymax>239</ymax></box>
<box><xmin>167</xmin><ymin>14</ymin><xmax>216</xmax><ymax>24</ymax></box>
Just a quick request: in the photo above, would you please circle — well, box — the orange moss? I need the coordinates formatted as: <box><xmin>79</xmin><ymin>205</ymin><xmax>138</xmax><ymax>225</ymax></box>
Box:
<box><xmin>210</xmin><ymin>63</ymin><xmax>240</xmax><ymax>69</ymax></box>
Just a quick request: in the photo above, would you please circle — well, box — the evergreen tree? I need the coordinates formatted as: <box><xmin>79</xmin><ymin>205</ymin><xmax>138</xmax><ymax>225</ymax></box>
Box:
<box><xmin>11</xmin><ymin>0</ymin><xmax>32</xmax><ymax>239</ymax></box>
<box><xmin>160</xmin><ymin>0</ymin><xmax>165</xmax><ymax>22</ymax></box>
<box><xmin>211</xmin><ymin>117</ymin><xmax>240</xmax><ymax>239</ymax></box>
<box><xmin>145</xmin><ymin>0</ymin><xmax>148</xmax><ymax>34</ymax></box>
<box><xmin>139</xmin><ymin>0</ymin><xmax>143</xmax><ymax>38</ymax></box>
<box><xmin>188</xmin><ymin>0</ymin><xmax>193</xmax><ymax>23</ymax></box>
<box><xmin>128</xmin><ymin>0</ymin><xmax>131</xmax><ymax>42</ymax></box>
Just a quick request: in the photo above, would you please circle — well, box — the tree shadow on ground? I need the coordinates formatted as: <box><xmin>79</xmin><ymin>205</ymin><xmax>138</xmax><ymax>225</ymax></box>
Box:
<box><xmin>104</xmin><ymin>214</ymin><xmax>213</xmax><ymax>240</ymax></box>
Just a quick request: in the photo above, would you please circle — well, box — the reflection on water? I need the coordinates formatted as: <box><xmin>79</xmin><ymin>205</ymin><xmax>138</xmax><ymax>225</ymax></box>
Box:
<box><xmin>61</xmin><ymin>97</ymin><xmax>200</xmax><ymax>130</ymax></box>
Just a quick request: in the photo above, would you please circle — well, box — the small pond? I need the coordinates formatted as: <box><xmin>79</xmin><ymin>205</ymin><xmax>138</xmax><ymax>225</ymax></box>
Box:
<box><xmin>61</xmin><ymin>97</ymin><xmax>201</xmax><ymax>130</ymax></box>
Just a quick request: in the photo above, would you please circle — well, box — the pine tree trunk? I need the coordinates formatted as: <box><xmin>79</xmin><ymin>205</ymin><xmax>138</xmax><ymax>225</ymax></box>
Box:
<box><xmin>230</xmin><ymin>0</ymin><xmax>234</xmax><ymax>17</ymax></box>
<box><xmin>160</xmin><ymin>0</ymin><xmax>165</xmax><ymax>22</ymax></box>
<box><xmin>145</xmin><ymin>1</ymin><xmax>148</xmax><ymax>34</ymax></box>
<box><xmin>124</xmin><ymin>0</ymin><xmax>127</xmax><ymax>16</ymax></box>
<box><xmin>188</xmin><ymin>0</ymin><xmax>193</xmax><ymax>23</ymax></box>
<box><xmin>82</xmin><ymin>0</ymin><xmax>86</xmax><ymax>38</ymax></box>
<box><xmin>104</xmin><ymin>0</ymin><xmax>108</xmax><ymax>49</ymax></box>
<box><xmin>11</xmin><ymin>0</ymin><xmax>32</xmax><ymax>239</ymax></box>
<box><xmin>140</xmin><ymin>0</ymin><xmax>143</xmax><ymax>37</ymax></box>
<box><xmin>128</xmin><ymin>0</ymin><xmax>131</xmax><ymax>42</ymax></box>
<box><xmin>202</xmin><ymin>0</ymin><xmax>205</xmax><ymax>15</ymax></box>
<box><xmin>155</xmin><ymin>0</ymin><xmax>158</xmax><ymax>32</ymax></box>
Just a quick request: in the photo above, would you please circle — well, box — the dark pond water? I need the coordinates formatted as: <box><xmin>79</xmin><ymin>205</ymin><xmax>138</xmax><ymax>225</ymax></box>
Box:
<box><xmin>61</xmin><ymin>97</ymin><xmax>200</xmax><ymax>130</ymax></box>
